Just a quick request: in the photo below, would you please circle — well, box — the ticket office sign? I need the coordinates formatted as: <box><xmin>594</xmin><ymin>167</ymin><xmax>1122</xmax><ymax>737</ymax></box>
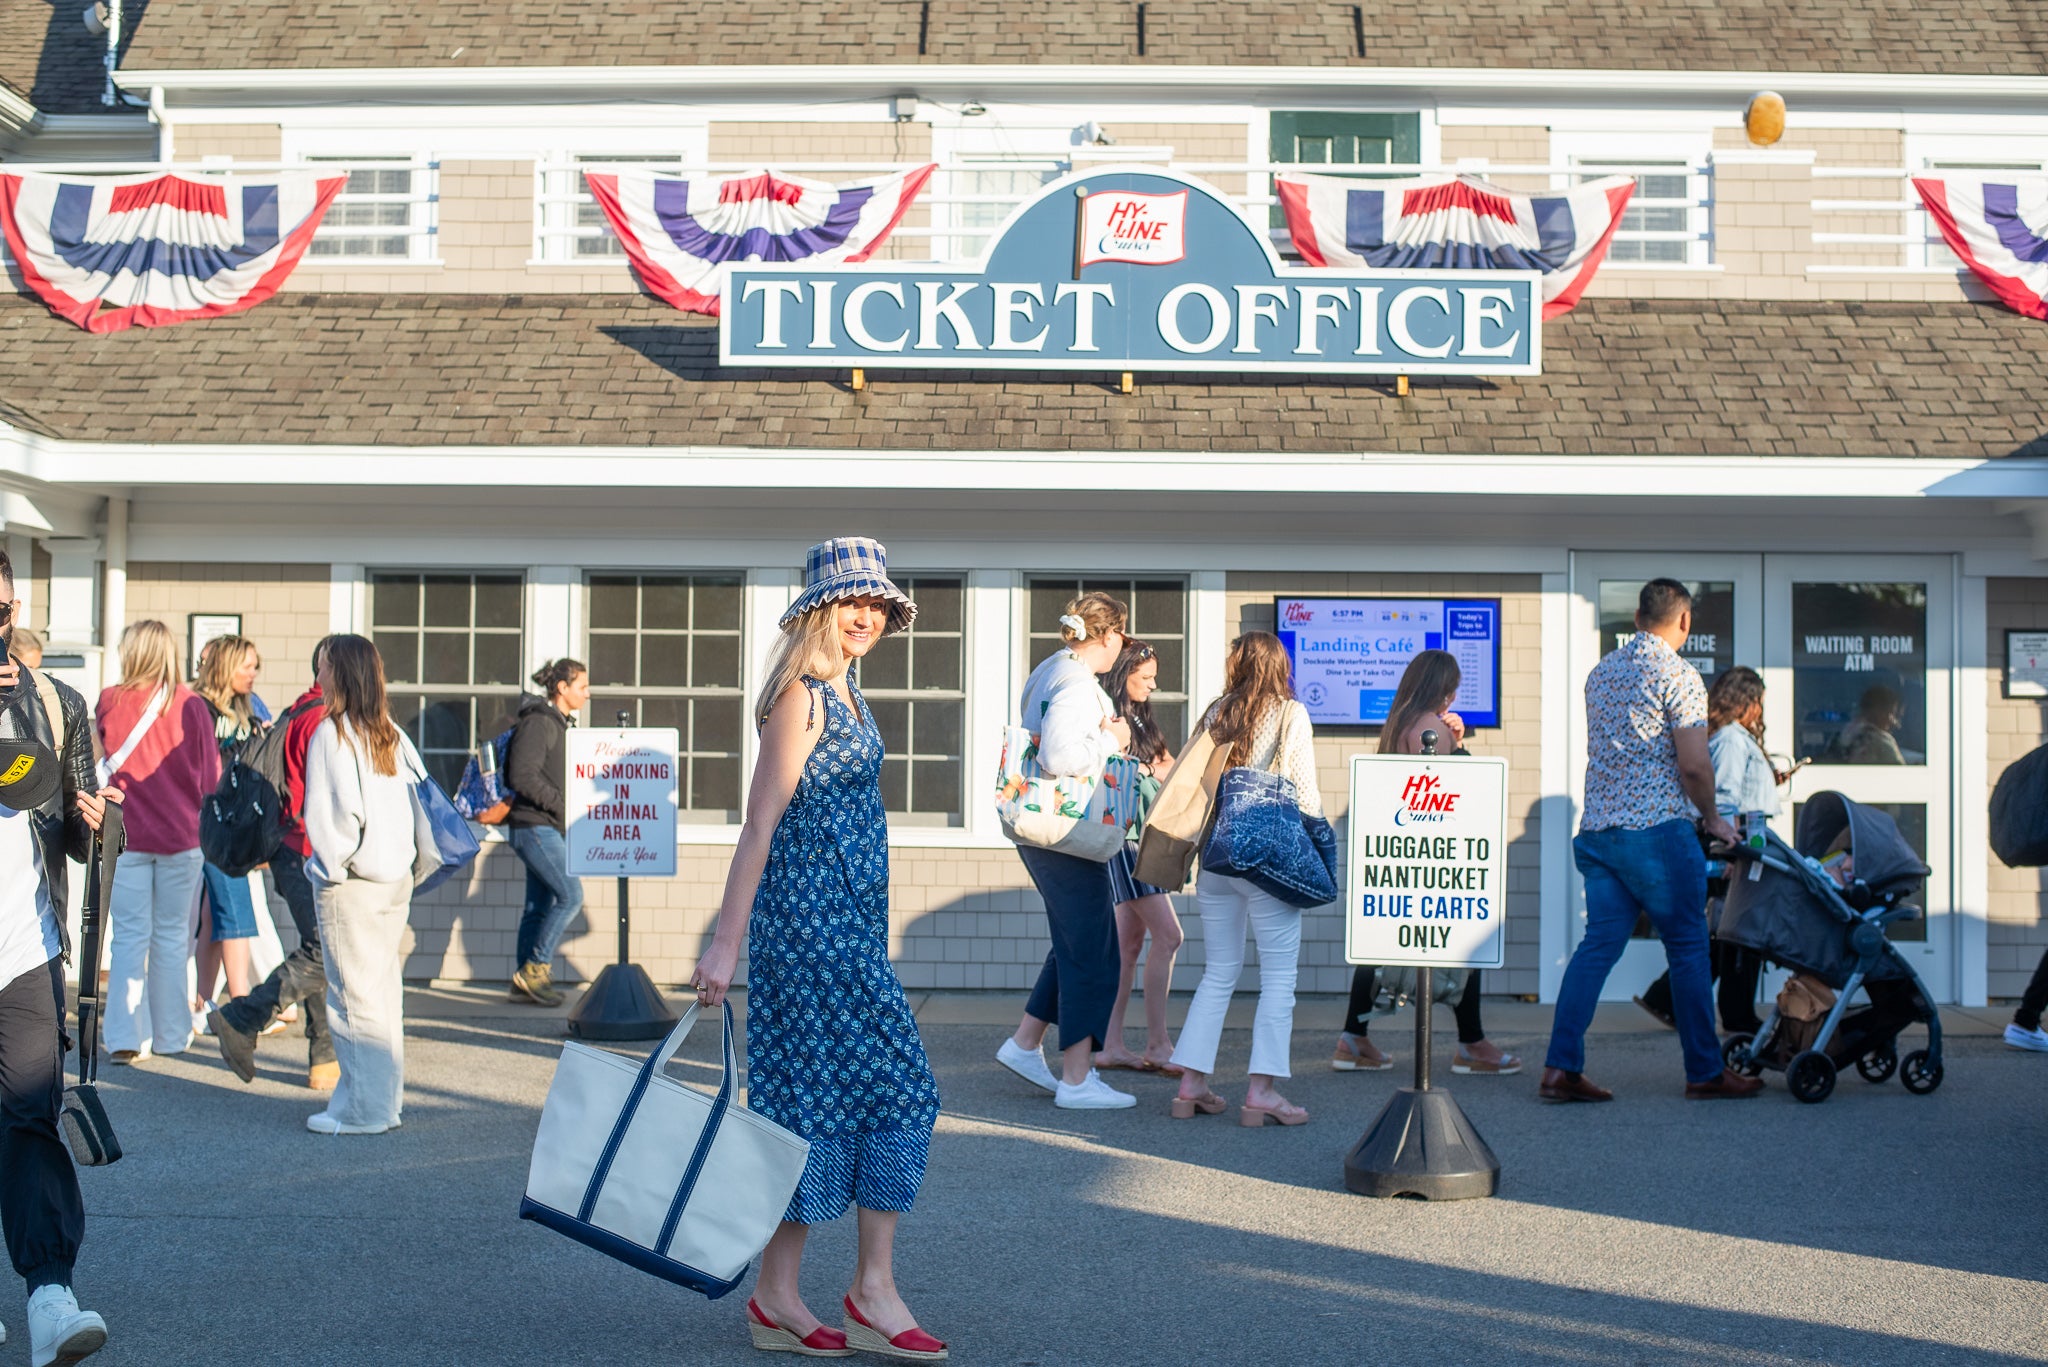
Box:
<box><xmin>1345</xmin><ymin>754</ymin><xmax>1508</xmax><ymax>969</ymax></box>
<box><xmin>722</xmin><ymin>167</ymin><xmax>1541</xmax><ymax>376</ymax></box>
<box><xmin>565</xmin><ymin>728</ymin><xmax>680</xmax><ymax>878</ymax></box>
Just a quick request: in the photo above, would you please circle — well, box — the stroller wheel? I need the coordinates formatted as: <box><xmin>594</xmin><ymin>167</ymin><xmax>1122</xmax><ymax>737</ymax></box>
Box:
<box><xmin>1900</xmin><ymin>1049</ymin><xmax>1943</xmax><ymax>1095</ymax></box>
<box><xmin>1722</xmin><ymin>1033</ymin><xmax>1762</xmax><ymax>1078</ymax></box>
<box><xmin>1856</xmin><ymin>1045</ymin><xmax>1897</xmax><ymax>1084</ymax></box>
<box><xmin>1787</xmin><ymin>1050</ymin><xmax>1836</xmax><ymax>1104</ymax></box>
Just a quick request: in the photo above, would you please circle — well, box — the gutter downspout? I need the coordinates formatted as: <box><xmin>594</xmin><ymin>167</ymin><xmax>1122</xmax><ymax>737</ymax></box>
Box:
<box><xmin>101</xmin><ymin>0</ymin><xmax>120</xmax><ymax>107</ymax></box>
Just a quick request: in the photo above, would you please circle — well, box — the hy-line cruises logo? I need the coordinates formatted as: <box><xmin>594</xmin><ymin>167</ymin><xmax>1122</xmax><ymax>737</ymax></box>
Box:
<box><xmin>1079</xmin><ymin>189</ymin><xmax>1188</xmax><ymax>267</ymax></box>
<box><xmin>1393</xmin><ymin>772</ymin><xmax>1459</xmax><ymax>826</ymax></box>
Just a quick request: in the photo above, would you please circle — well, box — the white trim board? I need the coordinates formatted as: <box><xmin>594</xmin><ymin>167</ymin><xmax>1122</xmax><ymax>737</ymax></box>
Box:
<box><xmin>6</xmin><ymin>435</ymin><xmax>2040</xmax><ymax>501</ymax></box>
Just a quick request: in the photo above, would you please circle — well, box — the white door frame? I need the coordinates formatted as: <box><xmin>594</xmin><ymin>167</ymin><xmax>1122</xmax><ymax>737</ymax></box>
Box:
<box><xmin>1565</xmin><ymin>554</ymin><xmax>1765</xmax><ymax>1001</ymax></box>
<box><xmin>1763</xmin><ymin>554</ymin><xmax>1956</xmax><ymax>1003</ymax></box>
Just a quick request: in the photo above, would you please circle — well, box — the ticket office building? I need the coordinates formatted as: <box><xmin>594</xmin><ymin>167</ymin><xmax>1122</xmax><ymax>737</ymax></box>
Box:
<box><xmin>4</xmin><ymin>291</ymin><xmax>2040</xmax><ymax>1010</ymax></box>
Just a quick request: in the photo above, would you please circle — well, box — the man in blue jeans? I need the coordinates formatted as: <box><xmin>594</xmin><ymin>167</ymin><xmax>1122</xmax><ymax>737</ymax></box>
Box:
<box><xmin>1542</xmin><ymin>579</ymin><xmax>1764</xmax><ymax>1102</ymax></box>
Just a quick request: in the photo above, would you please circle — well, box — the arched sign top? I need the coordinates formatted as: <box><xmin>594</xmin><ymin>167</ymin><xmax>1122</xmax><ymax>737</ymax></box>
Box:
<box><xmin>720</xmin><ymin>166</ymin><xmax>1541</xmax><ymax>376</ymax></box>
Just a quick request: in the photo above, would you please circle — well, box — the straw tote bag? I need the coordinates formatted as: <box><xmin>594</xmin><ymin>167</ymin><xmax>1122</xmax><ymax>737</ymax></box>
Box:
<box><xmin>1132</xmin><ymin>725</ymin><xmax>1225</xmax><ymax>891</ymax></box>
<box><xmin>520</xmin><ymin>1001</ymin><xmax>809</xmax><ymax>1299</ymax></box>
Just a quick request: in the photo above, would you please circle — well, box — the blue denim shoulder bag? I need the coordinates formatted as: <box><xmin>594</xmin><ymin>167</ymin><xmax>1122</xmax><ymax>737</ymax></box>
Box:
<box><xmin>1201</xmin><ymin>706</ymin><xmax>1338</xmax><ymax>907</ymax></box>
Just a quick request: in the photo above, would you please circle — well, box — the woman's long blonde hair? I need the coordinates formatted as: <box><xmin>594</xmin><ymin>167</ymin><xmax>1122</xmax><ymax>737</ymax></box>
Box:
<box><xmin>115</xmin><ymin>620</ymin><xmax>179</xmax><ymax>714</ymax></box>
<box><xmin>196</xmin><ymin>634</ymin><xmax>260</xmax><ymax>733</ymax></box>
<box><xmin>756</xmin><ymin>605</ymin><xmax>847</xmax><ymax>726</ymax></box>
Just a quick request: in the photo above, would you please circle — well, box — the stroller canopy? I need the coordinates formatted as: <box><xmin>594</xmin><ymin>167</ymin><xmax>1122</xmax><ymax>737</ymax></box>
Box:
<box><xmin>1796</xmin><ymin>792</ymin><xmax>1930</xmax><ymax>899</ymax></box>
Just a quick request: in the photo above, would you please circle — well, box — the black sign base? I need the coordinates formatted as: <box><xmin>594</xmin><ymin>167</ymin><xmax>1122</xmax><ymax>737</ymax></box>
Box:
<box><xmin>565</xmin><ymin>963</ymin><xmax>678</xmax><ymax>1042</ymax></box>
<box><xmin>1344</xmin><ymin>1086</ymin><xmax>1501</xmax><ymax>1201</ymax></box>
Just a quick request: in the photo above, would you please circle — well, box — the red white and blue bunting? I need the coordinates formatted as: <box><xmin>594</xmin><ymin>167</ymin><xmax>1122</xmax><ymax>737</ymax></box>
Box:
<box><xmin>1913</xmin><ymin>174</ymin><xmax>2048</xmax><ymax>321</ymax></box>
<box><xmin>1276</xmin><ymin>171</ymin><xmax>1636</xmax><ymax>319</ymax></box>
<box><xmin>584</xmin><ymin>165</ymin><xmax>934</xmax><ymax>316</ymax></box>
<box><xmin>0</xmin><ymin>170</ymin><xmax>344</xmax><ymax>334</ymax></box>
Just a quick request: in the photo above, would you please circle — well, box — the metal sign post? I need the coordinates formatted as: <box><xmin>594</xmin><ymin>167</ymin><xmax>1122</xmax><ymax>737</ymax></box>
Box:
<box><xmin>1341</xmin><ymin>732</ymin><xmax>1503</xmax><ymax>1201</ymax></box>
<box><xmin>564</xmin><ymin>712</ymin><xmax>680</xmax><ymax>1042</ymax></box>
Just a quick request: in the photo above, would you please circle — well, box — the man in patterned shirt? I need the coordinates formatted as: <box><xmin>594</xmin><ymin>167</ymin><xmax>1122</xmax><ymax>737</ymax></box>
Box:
<box><xmin>1541</xmin><ymin>579</ymin><xmax>1763</xmax><ymax>1103</ymax></box>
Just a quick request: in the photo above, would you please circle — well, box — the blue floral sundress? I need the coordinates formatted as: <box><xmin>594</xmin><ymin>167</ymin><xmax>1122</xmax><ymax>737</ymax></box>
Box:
<box><xmin>747</xmin><ymin>677</ymin><xmax>940</xmax><ymax>1224</ymax></box>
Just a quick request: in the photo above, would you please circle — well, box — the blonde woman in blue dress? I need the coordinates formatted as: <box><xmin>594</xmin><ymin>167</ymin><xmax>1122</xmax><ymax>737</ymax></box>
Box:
<box><xmin>692</xmin><ymin>538</ymin><xmax>947</xmax><ymax>1362</ymax></box>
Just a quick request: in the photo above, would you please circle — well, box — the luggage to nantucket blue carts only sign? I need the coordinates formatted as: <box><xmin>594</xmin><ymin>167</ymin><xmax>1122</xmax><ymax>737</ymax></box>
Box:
<box><xmin>719</xmin><ymin>167</ymin><xmax>1542</xmax><ymax>377</ymax></box>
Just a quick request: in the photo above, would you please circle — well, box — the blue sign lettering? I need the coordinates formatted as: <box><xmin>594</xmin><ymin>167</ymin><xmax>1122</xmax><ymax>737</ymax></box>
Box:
<box><xmin>721</xmin><ymin>169</ymin><xmax>1541</xmax><ymax>376</ymax></box>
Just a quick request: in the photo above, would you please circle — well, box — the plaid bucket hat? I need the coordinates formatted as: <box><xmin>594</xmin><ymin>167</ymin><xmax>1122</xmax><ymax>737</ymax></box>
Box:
<box><xmin>780</xmin><ymin>537</ymin><xmax>917</xmax><ymax>636</ymax></box>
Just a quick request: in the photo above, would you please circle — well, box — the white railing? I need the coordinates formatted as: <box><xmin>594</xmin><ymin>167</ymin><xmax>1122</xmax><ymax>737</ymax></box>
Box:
<box><xmin>528</xmin><ymin>156</ymin><xmax>1716</xmax><ymax>265</ymax></box>
<box><xmin>0</xmin><ymin>158</ymin><xmax>440</xmax><ymax>260</ymax></box>
<box><xmin>1810</xmin><ymin>163</ymin><xmax>2044</xmax><ymax>271</ymax></box>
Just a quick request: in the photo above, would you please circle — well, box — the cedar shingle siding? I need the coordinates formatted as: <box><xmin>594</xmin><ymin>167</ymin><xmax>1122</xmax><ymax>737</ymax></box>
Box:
<box><xmin>114</xmin><ymin>0</ymin><xmax>2048</xmax><ymax>76</ymax></box>
<box><xmin>0</xmin><ymin>293</ymin><xmax>2037</xmax><ymax>458</ymax></box>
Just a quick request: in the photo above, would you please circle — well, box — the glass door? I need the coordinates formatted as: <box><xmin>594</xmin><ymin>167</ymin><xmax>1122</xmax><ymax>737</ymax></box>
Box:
<box><xmin>1764</xmin><ymin>556</ymin><xmax>1954</xmax><ymax>1000</ymax></box>
<box><xmin>1568</xmin><ymin>555</ymin><xmax>1763</xmax><ymax>999</ymax></box>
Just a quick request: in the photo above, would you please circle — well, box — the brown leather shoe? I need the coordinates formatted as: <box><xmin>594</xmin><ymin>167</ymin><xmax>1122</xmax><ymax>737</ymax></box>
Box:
<box><xmin>1685</xmin><ymin>1069</ymin><xmax>1765</xmax><ymax>1100</ymax></box>
<box><xmin>1538</xmin><ymin>1067</ymin><xmax>1614</xmax><ymax>1102</ymax></box>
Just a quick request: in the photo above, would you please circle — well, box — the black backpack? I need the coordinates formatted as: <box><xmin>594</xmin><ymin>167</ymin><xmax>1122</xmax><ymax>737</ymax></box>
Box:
<box><xmin>199</xmin><ymin>698</ymin><xmax>318</xmax><ymax>877</ymax></box>
<box><xmin>1990</xmin><ymin>741</ymin><xmax>2048</xmax><ymax>869</ymax></box>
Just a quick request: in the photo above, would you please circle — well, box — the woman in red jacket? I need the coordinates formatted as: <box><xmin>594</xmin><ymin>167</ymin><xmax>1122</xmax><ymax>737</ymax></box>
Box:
<box><xmin>96</xmin><ymin>620</ymin><xmax>220</xmax><ymax>1062</ymax></box>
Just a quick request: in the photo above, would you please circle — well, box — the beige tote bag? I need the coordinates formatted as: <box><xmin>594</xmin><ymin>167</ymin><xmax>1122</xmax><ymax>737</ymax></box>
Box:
<box><xmin>1132</xmin><ymin>724</ymin><xmax>1228</xmax><ymax>891</ymax></box>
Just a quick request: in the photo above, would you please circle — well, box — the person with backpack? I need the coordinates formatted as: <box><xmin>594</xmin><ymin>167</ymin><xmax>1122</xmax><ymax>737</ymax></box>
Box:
<box><xmin>209</xmin><ymin>637</ymin><xmax>339</xmax><ymax>1091</ymax></box>
<box><xmin>191</xmin><ymin>635</ymin><xmax>268</xmax><ymax>1023</ymax></box>
<box><xmin>96</xmin><ymin>621</ymin><xmax>221</xmax><ymax>1065</ymax></box>
<box><xmin>0</xmin><ymin>548</ymin><xmax>118</xmax><ymax>1364</ymax></box>
<box><xmin>503</xmin><ymin>659</ymin><xmax>589</xmax><ymax>1008</ymax></box>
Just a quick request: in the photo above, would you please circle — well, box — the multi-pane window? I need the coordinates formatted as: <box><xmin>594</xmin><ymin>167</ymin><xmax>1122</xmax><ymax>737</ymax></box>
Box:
<box><xmin>950</xmin><ymin>160</ymin><xmax>1065</xmax><ymax>258</ymax></box>
<box><xmin>1027</xmin><ymin>577</ymin><xmax>1190</xmax><ymax>751</ymax></box>
<box><xmin>371</xmin><ymin>572</ymin><xmax>524</xmax><ymax>792</ymax></box>
<box><xmin>1576</xmin><ymin>159</ymin><xmax>1695</xmax><ymax>264</ymax></box>
<box><xmin>586</xmin><ymin>575</ymin><xmax>745</xmax><ymax>822</ymax></box>
<box><xmin>308</xmin><ymin>157</ymin><xmax>424</xmax><ymax>259</ymax></box>
<box><xmin>1268</xmin><ymin>112</ymin><xmax>1422</xmax><ymax>232</ymax></box>
<box><xmin>856</xmin><ymin>577</ymin><xmax>966</xmax><ymax>826</ymax></box>
<box><xmin>539</xmin><ymin>154</ymin><xmax>679</xmax><ymax>260</ymax></box>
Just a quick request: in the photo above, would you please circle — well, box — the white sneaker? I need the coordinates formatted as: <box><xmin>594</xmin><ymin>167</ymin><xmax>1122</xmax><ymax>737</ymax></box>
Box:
<box><xmin>1054</xmin><ymin>1070</ymin><xmax>1138</xmax><ymax>1110</ymax></box>
<box><xmin>996</xmin><ymin>1038</ymin><xmax>1059</xmax><ymax>1094</ymax></box>
<box><xmin>306</xmin><ymin>1110</ymin><xmax>400</xmax><ymax>1136</ymax></box>
<box><xmin>2005</xmin><ymin>1023</ymin><xmax>2048</xmax><ymax>1052</ymax></box>
<box><xmin>26</xmin><ymin>1285</ymin><xmax>105</xmax><ymax>1367</ymax></box>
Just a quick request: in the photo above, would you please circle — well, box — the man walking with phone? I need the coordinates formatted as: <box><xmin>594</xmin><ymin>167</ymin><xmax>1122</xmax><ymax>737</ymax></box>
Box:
<box><xmin>0</xmin><ymin>549</ymin><xmax>120</xmax><ymax>1364</ymax></box>
<box><xmin>1541</xmin><ymin>578</ymin><xmax>1764</xmax><ymax>1103</ymax></box>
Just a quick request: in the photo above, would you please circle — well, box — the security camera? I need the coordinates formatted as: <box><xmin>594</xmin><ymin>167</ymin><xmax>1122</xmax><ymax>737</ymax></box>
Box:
<box><xmin>82</xmin><ymin>2</ymin><xmax>109</xmax><ymax>36</ymax></box>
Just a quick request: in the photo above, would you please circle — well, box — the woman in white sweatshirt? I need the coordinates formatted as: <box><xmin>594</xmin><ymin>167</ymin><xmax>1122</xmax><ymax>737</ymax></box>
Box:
<box><xmin>993</xmin><ymin>592</ymin><xmax>1139</xmax><ymax>1111</ymax></box>
<box><xmin>301</xmin><ymin>635</ymin><xmax>419</xmax><ymax>1136</ymax></box>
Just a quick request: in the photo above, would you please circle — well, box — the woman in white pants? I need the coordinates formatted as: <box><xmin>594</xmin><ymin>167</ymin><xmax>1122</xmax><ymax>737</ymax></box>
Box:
<box><xmin>95</xmin><ymin>621</ymin><xmax>221</xmax><ymax>1062</ymax></box>
<box><xmin>300</xmin><ymin>635</ymin><xmax>419</xmax><ymax>1136</ymax></box>
<box><xmin>1170</xmin><ymin>632</ymin><xmax>1322</xmax><ymax>1127</ymax></box>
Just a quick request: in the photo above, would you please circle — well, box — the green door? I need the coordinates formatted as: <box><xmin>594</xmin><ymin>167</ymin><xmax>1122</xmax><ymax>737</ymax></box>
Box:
<box><xmin>1269</xmin><ymin>112</ymin><xmax>1420</xmax><ymax>168</ymax></box>
<box><xmin>1268</xmin><ymin>112</ymin><xmax>1421</xmax><ymax>227</ymax></box>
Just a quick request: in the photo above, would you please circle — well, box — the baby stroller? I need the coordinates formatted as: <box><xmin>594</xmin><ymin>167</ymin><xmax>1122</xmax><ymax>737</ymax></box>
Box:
<box><xmin>1716</xmin><ymin>792</ymin><xmax>1943</xmax><ymax>1104</ymax></box>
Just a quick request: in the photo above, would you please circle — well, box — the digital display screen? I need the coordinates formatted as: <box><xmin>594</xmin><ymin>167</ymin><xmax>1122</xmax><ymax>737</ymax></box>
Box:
<box><xmin>1274</xmin><ymin>597</ymin><xmax>1502</xmax><ymax>730</ymax></box>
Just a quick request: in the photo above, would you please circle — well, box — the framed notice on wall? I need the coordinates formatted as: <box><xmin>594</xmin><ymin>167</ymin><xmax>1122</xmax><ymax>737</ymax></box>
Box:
<box><xmin>2007</xmin><ymin>630</ymin><xmax>2048</xmax><ymax>699</ymax></box>
<box><xmin>186</xmin><ymin>613</ymin><xmax>241</xmax><ymax>677</ymax></box>
<box><xmin>1275</xmin><ymin>597</ymin><xmax>1502</xmax><ymax>730</ymax></box>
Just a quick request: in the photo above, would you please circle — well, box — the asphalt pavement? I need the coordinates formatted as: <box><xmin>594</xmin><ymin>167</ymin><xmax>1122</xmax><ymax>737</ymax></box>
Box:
<box><xmin>22</xmin><ymin>991</ymin><xmax>2047</xmax><ymax>1367</ymax></box>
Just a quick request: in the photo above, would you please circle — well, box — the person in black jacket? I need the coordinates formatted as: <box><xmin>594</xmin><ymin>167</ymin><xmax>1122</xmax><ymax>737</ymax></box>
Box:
<box><xmin>504</xmin><ymin>659</ymin><xmax>589</xmax><ymax>1006</ymax></box>
<box><xmin>0</xmin><ymin>550</ymin><xmax>119</xmax><ymax>1364</ymax></box>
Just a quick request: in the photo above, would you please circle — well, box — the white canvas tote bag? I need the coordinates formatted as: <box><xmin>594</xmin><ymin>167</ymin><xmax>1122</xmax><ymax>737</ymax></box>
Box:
<box><xmin>520</xmin><ymin>1001</ymin><xmax>809</xmax><ymax>1298</ymax></box>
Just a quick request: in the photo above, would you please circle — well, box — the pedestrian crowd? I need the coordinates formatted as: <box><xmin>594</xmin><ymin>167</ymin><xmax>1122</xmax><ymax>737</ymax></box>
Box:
<box><xmin>2</xmin><ymin>545</ymin><xmax>2042</xmax><ymax>1365</ymax></box>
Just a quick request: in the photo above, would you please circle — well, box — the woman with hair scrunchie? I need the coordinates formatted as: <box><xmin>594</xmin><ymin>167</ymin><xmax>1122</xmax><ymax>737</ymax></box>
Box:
<box><xmin>503</xmin><ymin>657</ymin><xmax>591</xmax><ymax>1007</ymax></box>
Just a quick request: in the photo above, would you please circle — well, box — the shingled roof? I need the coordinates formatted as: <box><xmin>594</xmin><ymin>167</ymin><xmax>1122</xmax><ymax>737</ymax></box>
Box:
<box><xmin>0</xmin><ymin>292</ymin><xmax>2038</xmax><ymax>459</ymax></box>
<box><xmin>0</xmin><ymin>0</ymin><xmax>138</xmax><ymax>114</ymax></box>
<box><xmin>117</xmin><ymin>0</ymin><xmax>2048</xmax><ymax>78</ymax></box>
